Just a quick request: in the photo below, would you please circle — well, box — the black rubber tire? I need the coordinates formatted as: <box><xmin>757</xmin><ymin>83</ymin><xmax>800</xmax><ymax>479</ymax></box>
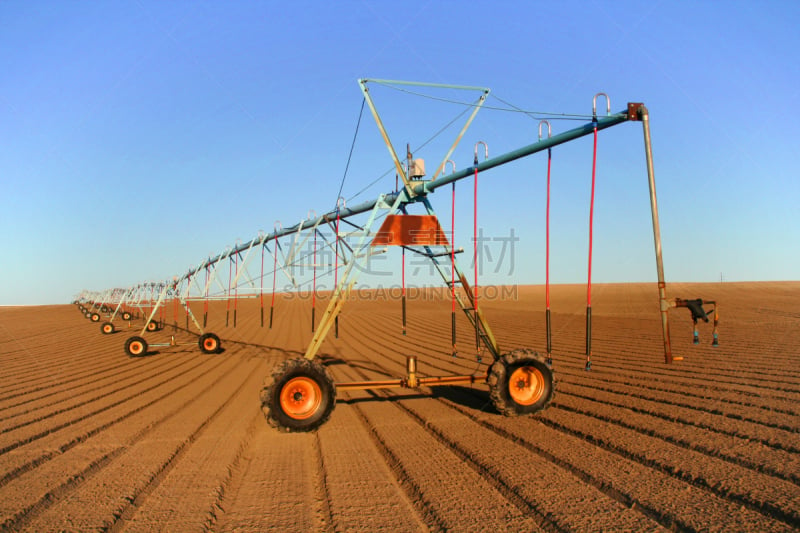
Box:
<box><xmin>101</xmin><ymin>322</ymin><xmax>115</xmax><ymax>335</ymax></box>
<box><xmin>90</xmin><ymin>313</ymin><xmax>101</xmax><ymax>322</ymax></box>
<box><xmin>121</xmin><ymin>311</ymin><xmax>132</xmax><ymax>321</ymax></box>
<box><xmin>84</xmin><ymin>311</ymin><xmax>92</xmax><ymax>319</ymax></box>
<box><xmin>260</xmin><ymin>358</ymin><xmax>336</xmax><ymax>433</ymax></box>
<box><xmin>487</xmin><ymin>348</ymin><xmax>555</xmax><ymax>417</ymax></box>
<box><xmin>125</xmin><ymin>336</ymin><xmax>148</xmax><ymax>357</ymax></box>
<box><xmin>146</xmin><ymin>321</ymin><xmax>159</xmax><ymax>332</ymax></box>
<box><xmin>198</xmin><ymin>332</ymin><xmax>221</xmax><ymax>354</ymax></box>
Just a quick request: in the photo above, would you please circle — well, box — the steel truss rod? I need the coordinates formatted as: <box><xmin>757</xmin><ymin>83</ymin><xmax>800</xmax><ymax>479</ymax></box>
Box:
<box><xmin>230</xmin><ymin>238</ymin><xmax>260</xmax><ymax>291</ymax></box>
<box><xmin>359</xmin><ymin>78</ymin><xmax>490</xmax><ymax>192</ymax></box>
<box><xmin>110</xmin><ymin>287</ymin><xmax>134</xmax><ymax>321</ymax></box>
<box><xmin>138</xmin><ymin>282</ymin><xmax>204</xmax><ymax>337</ymax></box>
<box><xmin>303</xmin><ymin>193</ymin><xmax>403</xmax><ymax>361</ymax></box>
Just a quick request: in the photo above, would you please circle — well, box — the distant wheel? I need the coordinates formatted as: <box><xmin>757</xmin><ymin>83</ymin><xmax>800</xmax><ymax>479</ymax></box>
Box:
<box><xmin>125</xmin><ymin>336</ymin><xmax>148</xmax><ymax>357</ymax></box>
<box><xmin>145</xmin><ymin>321</ymin><xmax>159</xmax><ymax>332</ymax></box>
<box><xmin>198</xmin><ymin>332</ymin><xmax>221</xmax><ymax>354</ymax></box>
<box><xmin>487</xmin><ymin>349</ymin><xmax>555</xmax><ymax>417</ymax></box>
<box><xmin>101</xmin><ymin>322</ymin><xmax>115</xmax><ymax>335</ymax></box>
<box><xmin>261</xmin><ymin>358</ymin><xmax>336</xmax><ymax>432</ymax></box>
<box><xmin>84</xmin><ymin>311</ymin><xmax>92</xmax><ymax>319</ymax></box>
<box><xmin>90</xmin><ymin>313</ymin><xmax>101</xmax><ymax>322</ymax></box>
<box><xmin>121</xmin><ymin>311</ymin><xmax>132</xmax><ymax>321</ymax></box>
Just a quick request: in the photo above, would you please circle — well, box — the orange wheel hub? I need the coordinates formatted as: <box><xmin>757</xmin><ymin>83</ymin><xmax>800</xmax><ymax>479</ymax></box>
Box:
<box><xmin>203</xmin><ymin>338</ymin><xmax>217</xmax><ymax>351</ymax></box>
<box><xmin>129</xmin><ymin>341</ymin><xmax>143</xmax><ymax>355</ymax></box>
<box><xmin>280</xmin><ymin>377</ymin><xmax>322</xmax><ymax>420</ymax></box>
<box><xmin>508</xmin><ymin>366</ymin><xmax>546</xmax><ymax>406</ymax></box>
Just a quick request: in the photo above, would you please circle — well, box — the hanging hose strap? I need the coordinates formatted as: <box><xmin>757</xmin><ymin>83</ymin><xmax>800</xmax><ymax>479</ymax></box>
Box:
<box><xmin>271</xmin><ymin>242</ymin><xmax>278</xmax><ymax>306</ymax></box>
<box><xmin>473</xmin><ymin>153</ymin><xmax>479</xmax><ymax>314</ymax></box>
<box><xmin>260</xmin><ymin>243</ymin><xmax>265</xmax><ymax>307</ymax></box>
<box><xmin>546</xmin><ymin>147</ymin><xmax>552</xmax><ymax>309</ymax></box>
<box><xmin>451</xmin><ymin>182</ymin><xmax>456</xmax><ymax>314</ymax></box>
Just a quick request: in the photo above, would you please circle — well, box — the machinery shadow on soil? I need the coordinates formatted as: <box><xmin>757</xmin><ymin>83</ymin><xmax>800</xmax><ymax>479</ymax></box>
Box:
<box><xmin>335</xmin><ymin>381</ymin><xmax>495</xmax><ymax>414</ymax></box>
<box><xmin>223</xmin><ymin>338</ymin><xmax>304</xmax><ymax>358</ymax></box>
<box><xmin>429</xmin><ymin>385</ymin><xmax>495</xmax><ymax>413</ymax></box>
<box><xmin>134</xmin><ymin>350</ymin><xmax>160</xmax><ymax>358</ymax></box>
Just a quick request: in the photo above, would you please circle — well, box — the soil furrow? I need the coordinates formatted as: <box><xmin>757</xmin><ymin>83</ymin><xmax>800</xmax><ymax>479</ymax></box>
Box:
<box><xmin>0</xmin><ymin>354</ymin><xmax>178</xmax><ymax>417</ymax></box>
<box><xmin>210</xmin><ymin>426</ymin><xmax>320</xmax><ymax>531</ymax></box>
<box><xmin>329</xmin><ymin>358</ymin><xmax>537</xmax><ymax>532</ymax></box>
<box><xmin>550</xmin><ymin>366</ymin><xmax>800</xmax><ymax>417</ymax></box>
<box><xmin>434</xmin><ymin>385</ymin><xmax>794</xmax><ymax>532</ymax></box>
<box><xmin>0</xmin><ymin>354</ymin><xmax>244</xmax><ymax>530</ymax></box>
<box><xmin>16</xmin><ymin>356</ymin><xmax>258</xmax><ymax>531</ymax></box>
<box><xmin>334</xmin><ymin>356</ymin><xmax>633</xmax><ymax>532</ymax></box>
<box><xmin>316</xmin><ymin>392</ymin><xmax>430</xmax><ymax>532</ymax></box>
<box><xmin>1</xmin><ymin>282</ymin><xmax>797</xmax><ymax>531</ymax></box>
<box><xmin>310</xmin><ymin>432</ymin><xmax>335</xmax><ymax>532</ymax></box>
<box><xmin>0</xmin><ymin>354</ymin><xmax>215</xmax><ymax>456</ymax></box>
<box><xmin>541</xmin><ymin>405</ymin><xmax>800</xmax><ymax>529</ymax></box>
<box><xmin>107</xmin><ymin>357</ymin><xmax>265</xmax><ymax>532</ymax></box>
<box><xmin>557</xmin><ymin>387</ymin><xmax>800</xmax><ymax>454</ymax></box>
<box><xmin>0</xmin><ymin>353</ymin><xmax>203</xmax><ymax>431</ymax></box>
<box><xmin>208</xmin><ymin>322</ymin><xmax>324</xmax><ymax>532</ymax></box>
<box><xmin>560</xmin><ymin>378</ymin><xmax>800</xmax><ymax>433</ymax></box>
<box><xmin>398</xmin><ymin>394</ymin><xmax>679</xmax><ymax>531</ymax></box>
<box><xmin>0</xmin><ymin>354</ymin><xmax>234</xmax><ymax>489</ymax></box>
<box><xmin>552</xmin><ymin>392</ymin><xmax>800</xmax><ymax>486</ymax></box>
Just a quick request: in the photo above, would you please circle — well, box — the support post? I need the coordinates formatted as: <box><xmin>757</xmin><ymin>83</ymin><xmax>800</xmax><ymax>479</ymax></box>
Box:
<box><xmin>637</xmin><ymin>104</ymin><xmax>674</xmax><ymax>364</ymax></box>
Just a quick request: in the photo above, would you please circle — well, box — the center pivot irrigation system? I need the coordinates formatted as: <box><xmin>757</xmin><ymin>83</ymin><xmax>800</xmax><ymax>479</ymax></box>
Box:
<box><xmin>76</xmin><ymin>79</ymin><xmax>720</xmax><ymax>432</ymax></box>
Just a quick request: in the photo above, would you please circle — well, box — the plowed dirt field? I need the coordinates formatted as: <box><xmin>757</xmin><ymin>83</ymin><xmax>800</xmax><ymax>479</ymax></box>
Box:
<box><xmin>1</xmin><ymin>282</ymin><xmax>798</xmax><ymax>532</ymax></box>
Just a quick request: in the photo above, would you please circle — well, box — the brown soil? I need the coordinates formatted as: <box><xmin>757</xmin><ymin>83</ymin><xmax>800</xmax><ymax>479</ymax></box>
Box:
<box><xmin>1</xmin><ymin>282</ymin><xmax>798</xmax><ymax>531</ymax></box>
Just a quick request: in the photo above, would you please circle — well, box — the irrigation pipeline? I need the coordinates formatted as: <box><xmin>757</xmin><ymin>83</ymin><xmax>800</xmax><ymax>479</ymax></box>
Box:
<box><xmin>95</xmin><ymin>107</ymin><xmax>631</xmax><ymax>337</ymax></box>
<box><xmin>450</xmin><ymin>164</ymin><xmax>457</xmax><ymax>357</ymax></box>
<box><xmin>174</xmin><ymin>110</ymin><xmax>630</xmax><ymax>285</ymax></box>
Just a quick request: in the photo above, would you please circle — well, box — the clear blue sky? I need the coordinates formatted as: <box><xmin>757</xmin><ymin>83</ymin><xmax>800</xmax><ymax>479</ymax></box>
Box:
<box><xmin>2</xmin><ymin>1</ymin><xmax>798</xmax><ymax>305</ymax></box>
